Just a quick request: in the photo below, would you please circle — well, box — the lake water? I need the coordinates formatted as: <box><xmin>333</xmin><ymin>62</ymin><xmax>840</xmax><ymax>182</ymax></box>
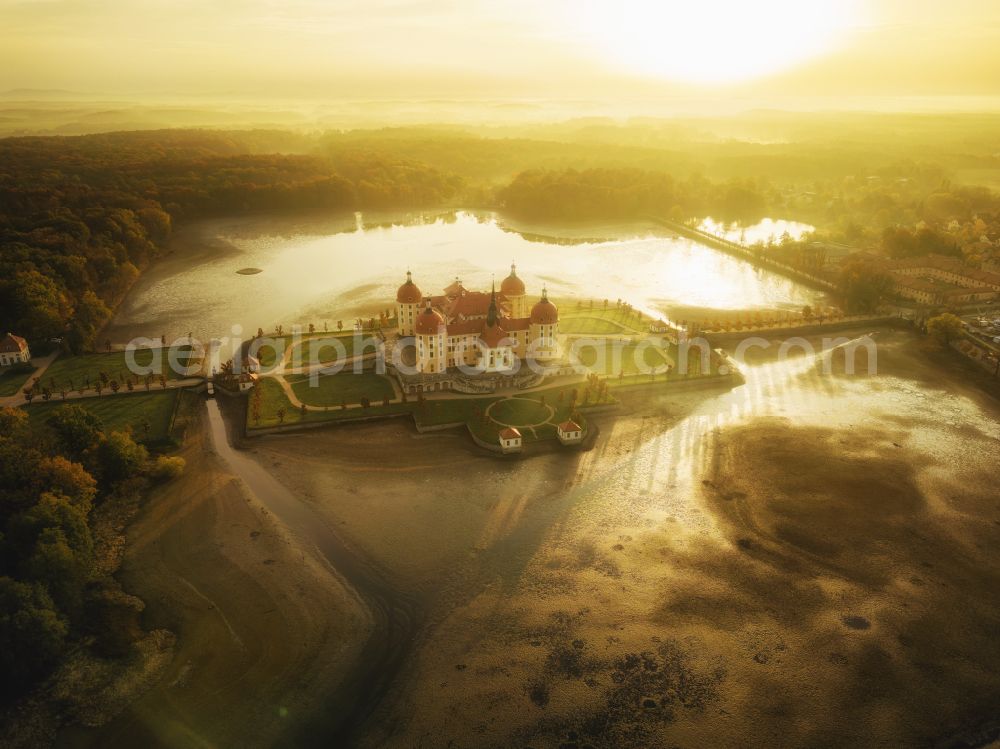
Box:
<box><xmin>105</xmin><ymin>211</ymin><xmax>822</xmax><ymax>344</ymax></box>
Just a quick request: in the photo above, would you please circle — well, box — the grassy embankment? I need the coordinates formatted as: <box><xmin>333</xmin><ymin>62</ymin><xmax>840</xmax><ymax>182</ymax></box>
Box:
<box><xmin>252</xmin><ymin>332</ymin><xmax>381</xmax><ymax>369</ymax></box>
<box><xmin>286</xmin><ymin>371</ymin><xmax>395</xmax><ymax>405</ymax></box>
<box><xmin>560</xmin><ymin>306</ymin><xmax>726</xmax><ymax>383</ymax></box>
<box><xmin>247</xmin><ymin>306</ymin><xmax>719</xmax><ymax>440</ymax></box>
<box><xmin>41</xmin><ymin>348</ymin><xmax>199</xmax><ymax>391</ymax></box>
<box><xmin>249</xmin><ymin>375</ymin><xmax>605</xmax><ymax>444</ymax></box>
<box><xmin>18</xmin><ymin>349</ymin><xmax>201</xmax><ymax>446</ymax></box>
<box><xmin>557</xmin><ymin>303</ymin><xmax>652</xmax><ymax>336</ymax></box>
<box><xmin>0</xmin><ymin>365</ymin><xmax>36</xmax><ymax>396</ymax></box>
<box><xmin>22</xmin><ymin>390</ymin><xmax>183</xmax><ymax>446</ymax></box>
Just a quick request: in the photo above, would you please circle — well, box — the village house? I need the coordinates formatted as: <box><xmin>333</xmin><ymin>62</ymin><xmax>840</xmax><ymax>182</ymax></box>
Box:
<box><xmin>556</xmin><ymin>419</ymin><xmax>584</xmax><ymax>445</ymax></box>
<box><xmin>0</xmin><ymin>333</ymin><xmax>30</xmax><ymax>367</ymax></box>
<box><xmin>498</xmin><ymin>427</ymin><xmax>522</xmax><ymax>453</ymax></box>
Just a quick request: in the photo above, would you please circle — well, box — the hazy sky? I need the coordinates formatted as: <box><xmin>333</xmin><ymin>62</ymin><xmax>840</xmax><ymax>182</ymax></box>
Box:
<box><xmin>2</xmin><ymin>0</ymin><xmax>999</xmax><ymax>101</ymax></box>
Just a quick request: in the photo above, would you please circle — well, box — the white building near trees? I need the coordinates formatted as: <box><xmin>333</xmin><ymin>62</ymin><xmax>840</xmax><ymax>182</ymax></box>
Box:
<box><xmin>0</xmin><ymin>333</ymin><xmax>30</xmax><ymax>367</ymax></box>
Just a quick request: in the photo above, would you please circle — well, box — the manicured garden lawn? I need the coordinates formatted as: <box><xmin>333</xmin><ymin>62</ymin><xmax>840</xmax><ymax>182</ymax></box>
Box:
<box><xmin>22</xmin><ymin>390</ymin><xmax>180</xmax><ymax>443</ymax></box>
<box><xmin>567</xmin><ymin>335</ymin><xmax>733</xmax><ymax>385</ymax></box>
<box><xmin>247</xmin><ymin>375</ymin><xmax>613</xmax><ymax>444</ymax></box>
<box><xmin>489</xmin><ymin>397</ymin><xmax>551</xmax><ymax>425</ymax></box>
<box><xmin>41</xmin><ymin>348</ymin><xmax>195</xmax><ymax>391</ymax></box>
<box><xmin>560</xmin><ymin>304</ymin><xmax>649</xmax><ymax>334</ymax></box>
<box><xmin>410</xmin><ymin>383</ymin><xmax>607</xmax><ymax>443</ymax></box>
<box><xmin>249</xmin><ymin>376</ymin><xmax>407</xmax><ymax>428</ymax></box>
<box><xmin>0</xmin><ymin>365</ymin><xmax>36</xmax><ymax>396</ymax></box>
<box><xmin>465</xmin><ymin>387</ymin><xmax>594</xmax><ymax>443</ymax></box>
<box><xmin>250</xmin><ymin>377</ymin><xmax>301</xmax><ymax>426</ymax></box>
<box><xmin>247</xmin><ymin>334</ymin><xmax>326</xmax><ymax>369</ymax></box>
<box><xmin>415</xmin><ymin>396</ymin><xmax>490</xmax><ymax>427</ymax></box>
<box><xmin>250</xmin><ymin>332</ymin><xmax>382</xmax><ymax>369</ymax></box>
<box><xmin>287</xmin><ymin>334</ymin><xmax>382</xmax><ymax>367</ymax></box>
<box><xmin>569</xmin><ymin>339</ymin><xmax>671</xmax><ymax>376</ymax></box>
<box><xmin>559</xmin><ymin>316</ymin><xmax>631</xmax><ymax>335</ymax></box>
<box><xmin>286</xmin><ymin>371</ymin><xmax>395</xmax><ymax>406</ymax></box>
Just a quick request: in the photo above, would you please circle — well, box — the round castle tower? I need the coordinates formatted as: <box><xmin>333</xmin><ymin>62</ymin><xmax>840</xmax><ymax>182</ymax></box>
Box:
<box><xmin>396</xmin><ymin>270</ymin><xmax>422</xmax><ymax>336</ymax></box>
<box><xmin>529</xmin><ymin>286</ymin><xmax>559</xmax><ymax>361</ymax></box>
<box><xmin>500</xmin><ymin>263</ymin><xmax>527</xmax><ymax>318</ymax></box>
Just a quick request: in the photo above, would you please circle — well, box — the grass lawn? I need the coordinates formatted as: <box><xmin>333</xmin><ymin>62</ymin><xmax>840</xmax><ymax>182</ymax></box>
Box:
<box><xmin>415</xmin><ymin>396</ymin><xmax>490</xmax><ymax>427</ymax></box>
<box><xmin>569</xmin><ymin>339</ymin><xmax>672</xmax><ymax>377</ymax></box>
<box><xmin>250</xmin><ymin>339</ymin><xmax>285</xmax><ymax>369</ymax></box>
<box><xmin>285</xmin><ymin>371</ymin><xmax>395</xmax><ymax>406</ymax></box>
<box><xmin>22</xmin><ymin>390</ymin><xmax>180</xmax><ymax>444</ymax></box>
<box><xmin>409</xmin><ymin>383</ymin><xmax>607</xmax><ymax>443</ymax></box>
<box><xmin>247</xmin><ymin>334</ymin><xmax>329</xmax><ymax>369</ymax></box>
<box><xmin>250</xmin><ymin>331</ymin><xmax>382</xmax><ymax>369</ymax></box>
<box><xmin>287</xmin><ymin>334</ymin><xmax>382</xmax><ymax>367</ymax></box>
<box><xmin>560</xmin><ymin>304</ymin><xmax>649</xmax><ymax>334</ymax></box>
<box><xmin>249</xmin><ymin>376</ymin><xmax>407</xmax><ymax>428</ymax></box>
<box><xmin>0</xmin><ymin>365</ymin><xmax>36</xmax><ymax>396</ymax></box>
<box><xmin>249</xmin><ymin>377</ymin><xmax>302</xmax><ymax>426</ymax></box>
<box><xmin>559</xmin><ymin>316</ymin><xmax>632</xmax><ymax>335</ymax></box>
<box><xmin>248</xmin><ymin>375</ymin><xmax>614</xmax><ymax>445</ymax></box>
<box><xmin>41</xmin><ymin>349</ymin><xmax>196</xmax><ymax>391</ymax></box>
<box><xmin>466</xmin><ymin>386</ymin><xmax>596</xmax><ymax>443</ymax></box>
<box><xmin>489</xmin><ymin>397</ymin><xmax>551</xmax><ymax>425</ymax></box>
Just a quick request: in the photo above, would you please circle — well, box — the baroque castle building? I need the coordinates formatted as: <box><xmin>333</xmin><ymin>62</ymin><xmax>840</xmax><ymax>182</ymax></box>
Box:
<box><xmin>395</xmin><ymin>264</ymin><xmax>559</xmax><ymax>375</ymax></box>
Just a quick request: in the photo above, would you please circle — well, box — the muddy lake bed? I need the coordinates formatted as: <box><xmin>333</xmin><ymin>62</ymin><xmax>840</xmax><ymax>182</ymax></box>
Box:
<box><xmin>84</xmin><ymin>212</ymin><xmax>1000</xmax><ymax>748</ymax></box>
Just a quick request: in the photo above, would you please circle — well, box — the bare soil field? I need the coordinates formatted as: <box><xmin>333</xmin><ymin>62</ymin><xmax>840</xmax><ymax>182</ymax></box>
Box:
<box><xmin>58</xmin><ymin>407</ymin><xmax>370</xmax><ymax>749</ymax></box>
<box><xmin>56</xmin><ymin>328</ymin><xmax>1000</xmax><ymax>748</ymax></box>
<box><xmin>239</xmin><ymin>329</ymin><xmax>1000</xmax><ymax>748</ymax></box>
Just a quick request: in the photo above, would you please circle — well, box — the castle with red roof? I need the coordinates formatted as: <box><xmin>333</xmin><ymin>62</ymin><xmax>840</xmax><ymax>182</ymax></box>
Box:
<box><xmin>395</xmin><ymin>264</ymin><xmax>560</xmax><ymax>377</ymax></box>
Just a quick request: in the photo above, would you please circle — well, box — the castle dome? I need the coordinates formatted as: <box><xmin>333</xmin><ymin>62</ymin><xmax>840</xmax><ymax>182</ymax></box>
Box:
<box><xmin>500</xmin><ymin>263</ymin><xmax>525</xmax><ymax>296</ymax></box>
<box><xmin>415</xmin><ymin>303</ymin><xmax>445</xmax><ymax>335</ymax></box>
<box><xmin>530</xmin><ymin>287</ymin><xmax>558</xmax><ymax>325</ymax></box>
<box><xmin>396</xmin><ymin>271</ymin><xmax>422</xmax><ymax>304</ymax></box>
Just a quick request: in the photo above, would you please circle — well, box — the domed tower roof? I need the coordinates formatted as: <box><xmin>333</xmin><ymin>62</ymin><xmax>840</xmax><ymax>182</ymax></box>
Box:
<box><xmin>396</xmin><ymin>271</ymin><xmax>422</xmax><ymax>304</ymax></box>
<box><xmin>530</xmin><ymin>286</ymin><xmax>558</xmax><ymax>325</ymax></box>
<box><xmin>500</xmin><ymin>262</ymin><xmax>525</xmax><ymax>296</ymax></box>
<box><xmin>415</xmin><ymin>301</ymin><xmax>445</xmax><ymax>335</ymax></box>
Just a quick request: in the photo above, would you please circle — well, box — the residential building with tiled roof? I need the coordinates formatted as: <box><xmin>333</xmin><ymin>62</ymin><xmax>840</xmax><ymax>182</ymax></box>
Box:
<box><xmin>882</xmin><ymin>254</ymin><xmax>1000</xmax><ymax>306</ymax></box>
<box><xmin>0</xmin><ymin>333</ymin><xmax>30</xmax><ymax>367</ymax></box>
<box><xmin>499</xmin><ymin>427</ymin><xmax>522</xmax><ymax>454</ymax></box>
<box><xmin>557</xmin><ymin>419</ymin><xmax>584</xmax><ymax>445</ymax></box>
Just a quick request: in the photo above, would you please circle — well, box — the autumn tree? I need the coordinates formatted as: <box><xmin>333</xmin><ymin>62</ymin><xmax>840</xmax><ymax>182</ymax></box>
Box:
<box><xmin>926</xmin><ymin>313</ymin><xmax>964</xmax><ymax>345</ymax></box>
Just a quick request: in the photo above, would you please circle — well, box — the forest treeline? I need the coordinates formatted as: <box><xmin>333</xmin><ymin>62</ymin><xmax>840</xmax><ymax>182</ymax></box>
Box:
<box><xmin>325</xmin><ymin>125</ymin><xmax>1000</xmax><ymax>275</ymax></box>
<box><xmin>0</xmin><ymin>405</ymin><xmax>184</xmax><ymax>703</ymax></box>
<box><xmin>498</xmin><ymin>168</ymin><xmax>768</xmax><ymax>224</ymax></box>
<box><xmin>4</xmin><ymin>121</ymin><xmax>1000</xmax><ymax>347</ymax></box>
<box><xmin>0</xmin><ymin>130</ymin><xmax>461</xmax><ymax>351</ymax></box>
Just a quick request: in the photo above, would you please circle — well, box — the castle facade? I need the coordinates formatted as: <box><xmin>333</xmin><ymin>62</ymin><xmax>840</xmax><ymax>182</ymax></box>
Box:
<box><xmin>395</xmin><ymin>264</ymin><xmax>559</xmax><ymax>375</ymax></box>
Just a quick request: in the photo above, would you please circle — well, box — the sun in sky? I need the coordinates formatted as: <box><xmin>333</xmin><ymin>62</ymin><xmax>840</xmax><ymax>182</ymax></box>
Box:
<box><xmin>569</xmin><ymin>0</ymin><xmax>865</xmax><ymax>84</ymax></box>
<box><xmin>2</xmin><ymin>0</ymin><xmax>998</xmax><ymax>99</ymax></box>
